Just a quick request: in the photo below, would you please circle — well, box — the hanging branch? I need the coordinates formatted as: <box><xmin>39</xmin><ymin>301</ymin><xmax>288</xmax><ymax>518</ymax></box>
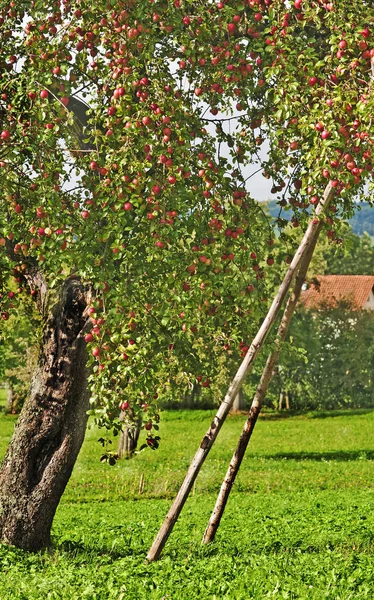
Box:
<box><xmin>202</xmin><ymin>185</ymin><xmax>334</xmax><ymax>544</ymax></box>
<box><xmin>146</xmin><ymin>182</ymin><xmax>335</xmax><ymax>562</ymax></box>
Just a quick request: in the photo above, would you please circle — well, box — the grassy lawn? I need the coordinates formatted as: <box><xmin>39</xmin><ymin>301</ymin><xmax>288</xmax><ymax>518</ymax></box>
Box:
<box><xmin>0</xmin><ymin>409</ymin><xmax>373</xmax><ymax>599</ymax></box>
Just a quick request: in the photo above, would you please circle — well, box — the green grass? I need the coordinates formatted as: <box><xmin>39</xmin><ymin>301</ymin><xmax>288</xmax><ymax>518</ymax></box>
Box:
<box><xmin>0</xmin><ymin>409</ymin><xmax>374</xmax><ymax>599</ymax></box>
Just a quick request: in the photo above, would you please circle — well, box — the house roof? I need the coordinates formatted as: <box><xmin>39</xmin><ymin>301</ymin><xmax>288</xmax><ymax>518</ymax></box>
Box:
<box><xmin>300</xmin><ymin>275</ymin><xmax>374</xmax><ymax>310</ymax></box>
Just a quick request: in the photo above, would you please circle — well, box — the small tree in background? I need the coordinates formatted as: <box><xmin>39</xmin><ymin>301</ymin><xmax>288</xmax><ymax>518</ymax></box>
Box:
<box><xmin>273</xmin><ymin>302</ymin><xmax>374</xmax><ymax>410</ymax></box>
<box><xmin>324</xmin><ymin>230</ymin><xmax>374</xmax><ymax>275</ymax></box>
<box><xmin>268</xmin><ymin>228</ymin><xmax>374</xmax><ymax>410</ymax></box>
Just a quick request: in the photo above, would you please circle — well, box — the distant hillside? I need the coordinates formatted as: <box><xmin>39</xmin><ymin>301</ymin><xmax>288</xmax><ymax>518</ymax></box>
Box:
<box><xmin>349</xmin><ymin>203</ymin><xmax>374</xmax><ymax>236</ymax></box>
<box><xmin>264</xmin><ymin>200</ymin><xmax>374</xmax><ymax>237</ymax></box>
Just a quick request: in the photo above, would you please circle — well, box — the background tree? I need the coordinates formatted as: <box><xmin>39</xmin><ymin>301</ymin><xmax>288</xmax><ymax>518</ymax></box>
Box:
<box><xmin>272</xmin><ymin>302</ymin><xmax>374</xmax><ymax>410</ymax></box>
<box><xmin>324</xmin><ymin>230</ymin><xmax>374</xmax><ymax>275</ymax></box>
<box><xmin>268</xmin><ymin>224</ymin><xmax>374</xmax><ymax>411</ymax></box>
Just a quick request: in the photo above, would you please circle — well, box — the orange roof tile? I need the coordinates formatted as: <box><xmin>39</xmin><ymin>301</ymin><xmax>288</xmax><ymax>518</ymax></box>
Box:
<box><xmin>300</xmin><ymin>275</ymin><xmax>374</xmax><ymax>310</ymax></box>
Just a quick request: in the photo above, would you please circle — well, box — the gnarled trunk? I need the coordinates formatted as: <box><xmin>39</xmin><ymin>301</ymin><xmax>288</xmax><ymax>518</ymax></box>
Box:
<box><xmin>0</xmin><ymin>277</ymin><xmax>90</xmax><ymax>551</ymax></box>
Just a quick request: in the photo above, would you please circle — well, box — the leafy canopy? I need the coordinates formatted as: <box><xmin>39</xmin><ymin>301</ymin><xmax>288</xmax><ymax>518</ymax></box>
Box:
<box><xmin>0</xmin><ymin>0</ymin><xmax>373</xmax><ymax>444</ymax></box>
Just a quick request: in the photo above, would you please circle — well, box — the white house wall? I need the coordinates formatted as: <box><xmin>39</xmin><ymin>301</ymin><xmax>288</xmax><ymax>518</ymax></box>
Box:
<box><xmin>364</xmin><ymin>288</ymin><xmax>374</xmax><ymax>310</ymax></box>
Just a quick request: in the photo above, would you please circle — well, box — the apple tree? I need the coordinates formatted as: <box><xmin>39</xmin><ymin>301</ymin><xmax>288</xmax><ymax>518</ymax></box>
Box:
<box><xmin>0</xmin><ymin>0</ymin><xmax>373</xmax><ymax>554</ymax></box>
<box><xmin>0</xmin><ymin>0</ymin><xmax>284</xmax><ymax>551</ymax></box>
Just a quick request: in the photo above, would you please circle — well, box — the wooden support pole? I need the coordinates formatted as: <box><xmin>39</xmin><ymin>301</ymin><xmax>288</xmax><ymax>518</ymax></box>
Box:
<box><xmin>146</xmin><ymin>183</ymin><xmax>334</xmax><ymax>562</ymax></box>
<box><xmin>202</xmin><ymin>212</ymin><xmax>325</xmax><ymax>544</ymax></box>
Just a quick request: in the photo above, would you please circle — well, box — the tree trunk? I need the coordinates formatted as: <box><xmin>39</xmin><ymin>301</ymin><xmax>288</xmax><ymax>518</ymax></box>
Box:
<box><xmin>202</xmin><ymin>214</ymin><xmax>325</xmax><ymax>545</ymax></box>
<box><xmin>232</xmin><ymin>389</ymin><xmax>245</xmax><ymax>412</ymax></box>
<box><xmin>6</xmin><ymin>388</ymin><xmax>14</xmax><ymax>414</ymax></box>
<box><xmin>186</xmin><ymin>383</ymin><xmax>200</xmax><ymax>408</ymax></box>
<box><xmin>0</xmin><ymin>277</ymin><xmax>91</xmax><ymax>551</ymax></box>
<box><xmin>117</xmin><ymin>412</ymin><xmax>142</xmax><ymax>459</ymax></box>
<box><xmin>146</xmin><ymin>182</ymin><xmax>334</xmax><ymax>562</ymax></box>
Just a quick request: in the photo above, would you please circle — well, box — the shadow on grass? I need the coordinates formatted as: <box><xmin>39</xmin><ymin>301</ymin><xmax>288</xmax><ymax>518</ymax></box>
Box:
<box><xmin>255</xmin><ymin>408</ymin><xmax>374</xmax><ymax>421</ymax></box>
<box><xmin>258</xmin><ymin>449</ymin><xmax>374</xmax><ymax>462</ymax></box>
<box><xmin>55</xmin><ymin>534</ymin><xmax>374</xmax><ymax>563</ymax></box>
<box><xmin>56</xmin><ymin>539</ymin><xmax>143</xmax><ymax>560</ymax></box>
<box><xmin>56</xmin><ymin>538</ymin><xmax>312</xmax><ymax>562</ymax></box>
<box><xmin>308</xmin><ymin>409</ymin><xmax>374</xmax><ymax>419</ymax></box>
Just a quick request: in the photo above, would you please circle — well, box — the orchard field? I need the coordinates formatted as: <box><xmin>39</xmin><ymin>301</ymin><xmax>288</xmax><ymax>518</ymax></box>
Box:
<box><xmin>0</xmin><ymin>399</ymin><xmax>373</xmax><ymax>599</ymax></box>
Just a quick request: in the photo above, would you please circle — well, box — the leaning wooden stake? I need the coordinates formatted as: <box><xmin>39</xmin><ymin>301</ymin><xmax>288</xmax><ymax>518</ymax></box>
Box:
<box><xmin>202</xmin><ymin>215</ymin><xmax>325</xmax><ymax>544</ymax></box>
<box><xmin>146</xmin><ymin>183</ymin><xmax>334</xmax><ymax>562</ymax></box>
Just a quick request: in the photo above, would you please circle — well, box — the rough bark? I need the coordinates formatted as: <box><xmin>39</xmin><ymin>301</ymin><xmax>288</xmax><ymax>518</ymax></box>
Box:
<box><xmin>0</xmin><ymin>276</ymin><xmax>91</xmax><ymax>551</ymax></box>
<box><xmin>202</xmin><ymin>217</ymin><xmax>325</xmax><ymax>545</ymax></box>
<box><xmin>146</xmin><ymin>183</ymin><xmax>334</xmax><ymax>562</ymax></box>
